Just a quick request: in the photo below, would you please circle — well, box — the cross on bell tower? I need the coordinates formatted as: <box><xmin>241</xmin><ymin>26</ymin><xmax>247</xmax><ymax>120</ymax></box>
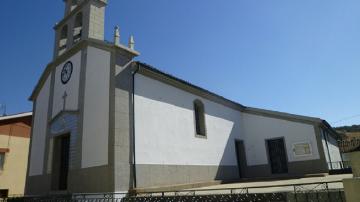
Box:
<box><xmin>54</xmin><ymin>0</ymin><xmax>108</xmax><ymax>58</ymax></box>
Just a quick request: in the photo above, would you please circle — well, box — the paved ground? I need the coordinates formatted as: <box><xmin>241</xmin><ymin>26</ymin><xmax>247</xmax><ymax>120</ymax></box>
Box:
<box><xmin>182</xmin><ymin>174</ymin><xmax>353</xmax><ymax>194</ymax></box>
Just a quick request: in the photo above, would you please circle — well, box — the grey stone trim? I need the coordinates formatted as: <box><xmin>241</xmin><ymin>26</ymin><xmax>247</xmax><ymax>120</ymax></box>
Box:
<box><xmin>25</xmin><ymin>100</ymin><xmax>37</xmax><ymax>195</ymax></box>
<box><xmin>113</xmin><ymin>58</ymin><xmax>136</xmax><ymax>192</ymax></box>
<box><xmin>135</xmin><ymin>164</ymin><xmax>239</xmax><ymax>189</ymax></box>
<box><xmin>113</xmin><ymin>43</ymin><xmax>140</xmax><ymax>57</ymax></box>
<box><xmin>43</xmin><ymin>71</ymin><xmax>56</xmax><ymax>175</ymax></box>
<box><xmin>75</xmin><ymin>47</ymin><xmax>88</xmax><ymax>170</ymax></box>
<box><xmin>108</xmin><ymin>49</ymin><xmax>116</xmax><ymax>191</ymax></box>
<box><xmin>54</xmin><ymin>0</ymin><xmax>107</xmax><ymax>30</ymax></box>
<box><xmin>88</xmin><ymin>38</ymin><xmax>139</xmax><ymax>56</ymax></box>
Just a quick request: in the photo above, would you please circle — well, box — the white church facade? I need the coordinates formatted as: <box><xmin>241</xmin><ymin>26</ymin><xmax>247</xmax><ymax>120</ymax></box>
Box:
<box><xmin>26</xmin><ymin>0</ymin><xmax>342</xmax><ymax>195</ymax></box>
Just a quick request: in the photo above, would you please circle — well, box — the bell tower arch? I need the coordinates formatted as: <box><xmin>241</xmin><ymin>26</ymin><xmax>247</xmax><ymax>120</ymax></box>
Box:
<box><xmin>53</xmin><ymin>0</ymin><xmax>107</xmax><ymax>58</ymax></box>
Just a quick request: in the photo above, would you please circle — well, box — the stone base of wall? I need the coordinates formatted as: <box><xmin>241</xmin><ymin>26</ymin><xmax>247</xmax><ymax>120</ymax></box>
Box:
<box><xmin>243</xmin><ymin>159</ymin><xmax>328</xmax><ymax>178</ymax></box>
<box><xmin>25</xmin><ymin>165</ymin><xmax>112</xmax><ymax>196</ymax></box>
<box><xmin>25</xmin><ymin>174</ymin><xmax>52</xmax><ymax>195</ymax></box>
<box><xmin>135</xmin><ymin>164</ymin><xmax>239</xmax><ymax>188</ymax></box>
<box><xmin>135</xmin><ymin>160</ymin><xmax>327</xmax><ymax>189</ymax></box>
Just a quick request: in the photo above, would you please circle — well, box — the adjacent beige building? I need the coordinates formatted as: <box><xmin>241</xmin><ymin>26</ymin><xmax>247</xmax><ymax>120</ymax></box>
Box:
<box><xmin>0</xmin><ymin>112</ymin><xmax>32</xmax><ymax>197</ymax></box>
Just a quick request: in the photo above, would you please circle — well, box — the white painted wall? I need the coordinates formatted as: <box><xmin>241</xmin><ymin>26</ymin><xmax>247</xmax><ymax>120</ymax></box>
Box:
<box><xmin>81</xmin><ymin>47</ymin><xmax>110</xmax><ymax>168</ymax></box>
<box><xmin>134</xmin><ymin>74</ymin><xmax>242</xmax><ymax>166</ymax></box>
<box><xmin>29</xmin><ymin>76</ymin><xmax>51</xmax><ymax>176</ymax></box>
<box><xmin>52</xmin><ymin>51</ymin><xmax>82</xmax><ymax>118</ymax></box>
<box><xmin>241</xmin><ymin>113</ymin><xmax>320</xmax><ymax>166</ymax></box>
<box><xmin>321</xmin><ymin>131</ymin><xmax>330</xmax><ymax>163</ymax></box>
<box><xmin>327</xmin><ymin>134</ymin><xmax>341</xmax><ymax>162</ymax></box>
<box><xmin>321</xmin><ymin>129</ymin><xmax>342</xmax><ymax>169</ymax></box>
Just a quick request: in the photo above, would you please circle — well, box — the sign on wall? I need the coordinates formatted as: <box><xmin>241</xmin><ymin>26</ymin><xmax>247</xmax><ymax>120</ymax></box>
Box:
<box><xmin>293</xmin><ymin>142</ymin><xmax>312</xmax><ymax>156</ymax></box>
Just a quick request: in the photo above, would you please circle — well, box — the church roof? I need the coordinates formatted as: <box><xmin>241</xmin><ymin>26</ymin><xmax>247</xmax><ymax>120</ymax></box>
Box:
<box><xmin>0</xmin><ymin>112</ymin><xmax>32</xmax><ymax>122</ymax></box>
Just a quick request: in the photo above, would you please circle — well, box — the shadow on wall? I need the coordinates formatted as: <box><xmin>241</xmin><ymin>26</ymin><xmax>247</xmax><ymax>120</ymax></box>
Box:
<box><xmin>132</xmin><ymin>74</ymin><xmax>243</xmax><ymax>187</ymax></box>
<box><xmin>113</xmin><ymin>58</ymin><xmax>137</xmax><ymax>191</ymax></box>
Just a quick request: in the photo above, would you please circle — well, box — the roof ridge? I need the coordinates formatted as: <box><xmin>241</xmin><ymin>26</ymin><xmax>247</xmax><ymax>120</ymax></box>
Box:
<box><xmin>0</xmin><ymin>112</ymin><xmax>32</xmax><ymax>121</ymax></box>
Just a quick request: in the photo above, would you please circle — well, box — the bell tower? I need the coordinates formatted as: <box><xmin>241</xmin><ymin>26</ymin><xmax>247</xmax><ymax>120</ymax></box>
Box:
<box><xmin>53</xmin><ymin>0</ymin><xmax>107</xmax><ymax>58</ymax></box>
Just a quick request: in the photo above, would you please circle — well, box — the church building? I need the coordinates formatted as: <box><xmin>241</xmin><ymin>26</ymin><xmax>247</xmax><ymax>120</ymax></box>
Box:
<box><xmin>26</xmin><ymin>0</ymin><xmax>342</xmax><ymax>195</ymax></box>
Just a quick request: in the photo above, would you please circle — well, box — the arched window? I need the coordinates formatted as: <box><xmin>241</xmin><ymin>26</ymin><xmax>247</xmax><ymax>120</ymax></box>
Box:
<box><xmin>58</xmin><ymin>25</ymin><xmax>68</xmax><ymax>55</ymax></box>
<box><xmin>194</xmin><ymin>100</ymin><xmax>206</xmax><ymax>136</ymax></box>
<box><xmin>73</xmin><ymin>12</ymin><xmax>83</xmax><ymax>44</ymax></box>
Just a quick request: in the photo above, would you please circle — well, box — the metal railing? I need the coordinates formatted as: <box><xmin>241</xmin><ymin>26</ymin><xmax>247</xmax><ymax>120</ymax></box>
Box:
<box><xmin>328</xmin><ymin>161</ymin><xmax>352</xmax><ymax>170</ymax></box>
<box><xmin>0</xmin><ymin>181</ymin><xmax>345</xmax><ymax>202</ymax></box>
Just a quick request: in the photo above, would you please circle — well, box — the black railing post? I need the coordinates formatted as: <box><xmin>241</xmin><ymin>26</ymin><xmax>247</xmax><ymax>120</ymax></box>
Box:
<box><xmin>294</xmin><ymin>185</ymin><xmax>298</xmax><ymax>202</ymax></box>
<box><xmin>326</xmin><ymin>182</ymin><xmax>330</xmax><ymax>202</ymax></box>
<box><xmin>316</xmin><ymin>191</ymin><xmax>319</xmax><ymax>202</ymax></box>
<box><xmin>339</xmin><ymin>190</ymin><xmax>343</xmax><ymax>202</ymax></box>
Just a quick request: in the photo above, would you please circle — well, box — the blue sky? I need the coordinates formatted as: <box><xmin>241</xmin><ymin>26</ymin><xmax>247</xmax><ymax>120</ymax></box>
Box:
<box><xmin>0</xmin><ymin>0</ymin><xmax>359</xmax><ymax>127</ymax></box>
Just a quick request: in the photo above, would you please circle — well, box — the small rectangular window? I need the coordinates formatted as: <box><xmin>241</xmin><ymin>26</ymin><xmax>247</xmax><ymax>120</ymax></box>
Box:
<box><xmin>193</xmin><ymin>100</ymin><xmax>206</xmax><ymax>137</ymax></box>
<box><xmin>194</xmin><ymin>106</ymin><xmax>201</xmax><ymax>135</ymax></box>
<box><xmin>293</xmin><ymin>142</ymin><xmax>312</xmax><ymax>156</ymax></box>
<box><xmin>0</xmin><ymin>152</ymin><xmax>5</xmax><ymax>170</ymax></box>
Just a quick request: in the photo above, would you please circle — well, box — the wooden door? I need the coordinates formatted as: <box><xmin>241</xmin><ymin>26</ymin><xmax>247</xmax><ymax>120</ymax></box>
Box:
<box><xmin>235</xmin><ymin>140</ymin><xmax>247</xmax><ymax>178</ymax></box>
<box><xmin>267</xmin><ymin>138</ymin><xmax>288</xmax><ymax>174</ymax></box>
<box><xmin>59</xmin><ymin>135</ymin><xmax>70</xmax><ymax>190</ymax></box>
